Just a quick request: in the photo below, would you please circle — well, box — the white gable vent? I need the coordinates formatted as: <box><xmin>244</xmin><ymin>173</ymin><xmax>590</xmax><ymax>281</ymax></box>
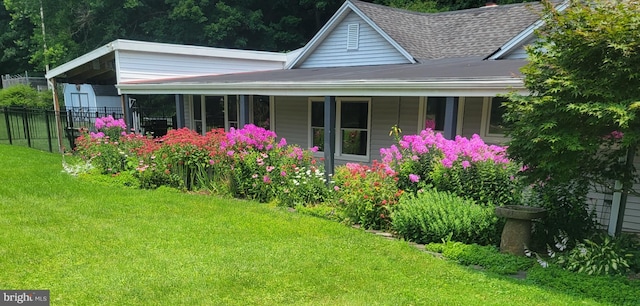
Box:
<box><xmin>347</xmin><ymin>23</ymin><xmax>359</xmax><ymax>50</ymax></box>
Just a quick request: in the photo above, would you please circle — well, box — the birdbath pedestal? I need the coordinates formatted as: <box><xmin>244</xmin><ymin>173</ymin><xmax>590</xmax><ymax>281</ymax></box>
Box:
<box><xmin>495</xmin><ymin>205</ymin><xmax>547</xmax><ymax>256</ymax></box>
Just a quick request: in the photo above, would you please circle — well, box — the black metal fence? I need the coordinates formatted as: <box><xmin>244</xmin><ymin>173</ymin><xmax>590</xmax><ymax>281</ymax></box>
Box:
<box><xmin>0</xmin><ymin>107</ymin><xmax>124</xmax><ymax>152</ymax></box>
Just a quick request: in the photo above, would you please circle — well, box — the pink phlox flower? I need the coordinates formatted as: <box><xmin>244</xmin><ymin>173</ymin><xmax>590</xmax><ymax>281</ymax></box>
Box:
<box><xmin>461</xmin><ymin>160</ymin><xmax>471</xmax><ymax>169</ymax></box>
<box><xmin>263</xmin><ymin>175</ymin><xmax>271</xmax><ymax>184</ymax></box>
<box><xmin>409</xmin><ymin>174</ymin><xmax>420</xmax><ymax>183</ymax></box>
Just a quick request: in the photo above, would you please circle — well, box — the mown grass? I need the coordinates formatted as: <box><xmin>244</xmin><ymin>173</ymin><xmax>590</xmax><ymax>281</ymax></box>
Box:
<box><xmin>0</xmin><ymin>144</ymin><xmax>607</xmax><ymax>305</ymax></box>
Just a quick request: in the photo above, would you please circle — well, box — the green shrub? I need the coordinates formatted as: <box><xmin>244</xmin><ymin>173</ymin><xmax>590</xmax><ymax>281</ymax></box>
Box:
<box><xmin>425</xmin><ymin>240</ymin><xmax>534</xmax><ymax>275</ymax></box>
<box><xmin>332</xmin><ymin>162</ymin><xmax>401</xmax><ymax>230</ymax></box>
<box><xmin>430</xmin><ymin>160</ymin><xmax>522</xmax><ymax>207</ymax></box>
<box><xmin>527</xmin><ymin>265</ymin><xmax>640</xmax><ymax>305</ymax></box>
<box><xmin>0</xmin><ymin>84</ymin><xmax>52</xmax><ymax>108</ymax></box>
<box><xmin>525</xmin><ymin>179</ymin><xmax>598</xmax><ymax>249</ymax></box>
<box><xmin>392</xmin><ymin>190</ymin><xmax>499</xmax><ymax>245</ymax></box>
<box><xmin>276</xmin><ymin>165</ymin><xmax>329</xmax><ymax>207</ymax></box>
<box><xmin>554</xmin><ymin>232</ymin><xmax>636</xmax><ymax>276</ymax></box>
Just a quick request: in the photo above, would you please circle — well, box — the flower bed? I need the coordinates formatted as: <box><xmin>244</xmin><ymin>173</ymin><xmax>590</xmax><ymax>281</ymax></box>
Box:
<box><xmin>72</xmin><ymin>119</ymin><xmax>520</xmax><ymax>244</ymax></box>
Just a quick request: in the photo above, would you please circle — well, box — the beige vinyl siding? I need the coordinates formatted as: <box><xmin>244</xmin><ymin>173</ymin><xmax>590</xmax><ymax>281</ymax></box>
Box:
<box><xmin>588</xmin><ymin>155</ymin><xmax>640</xmax><ymax>232</ymax></box>
<box><xmin>461</xmin><ymin>97</ymin><xmax>483</xmax><ymax>138</ymax></box>
<box><xmin>299</xmin><ymin>12</ymin><xmax>410</xmax><ymax>68</ymax></box>
<box><xmin>369</xmin><ymin>96</ymin><xmax>419</xmax><ymax>161</ymax></box>
<box><xmin>500</xmin><ymin>37</ymin><xmax>536</xmax><ymax>60</ymax></box>
<box><xmin>117</xmin><ymin>50</ymin><xmax>284</xmax><ymax>83</ymax></box>
<box><xmin>274</xmin><ymin>96</ymin><xmax>309</xmax><ymax>148</ymax></box>
<box><xmin>399</xmin><ymin>97</ymin><xmax>421</xmax><ymax>135</ymax></box>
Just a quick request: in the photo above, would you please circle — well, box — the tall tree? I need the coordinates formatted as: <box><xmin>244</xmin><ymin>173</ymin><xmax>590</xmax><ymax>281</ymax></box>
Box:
<box><xmin>0</xmin><ymin>0</ymin><xmax>36</xmax><ymax>75</ymax></box>
<box><xmin>504</xmin><ymin>0</ymin><xmax>640</xmax><ymax>235</ymax></box>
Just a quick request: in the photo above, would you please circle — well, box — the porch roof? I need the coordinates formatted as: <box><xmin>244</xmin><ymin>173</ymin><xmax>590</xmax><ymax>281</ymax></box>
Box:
<box><xmin>117</xmin><ymin>57</ymin><xmax>527</xmax><ymax>97</ymax></box>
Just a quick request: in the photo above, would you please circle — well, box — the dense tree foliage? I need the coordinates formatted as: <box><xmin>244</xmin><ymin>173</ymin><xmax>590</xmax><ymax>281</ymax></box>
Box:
<box><xmin>1</xmin><ymin>0</ymin><xmax>532</xmax><ymax>76</ymax></box>
<box><xmin>505</xmin><ymin>0</ymin><xmax>640</xmax><ymax>190</ymax></box>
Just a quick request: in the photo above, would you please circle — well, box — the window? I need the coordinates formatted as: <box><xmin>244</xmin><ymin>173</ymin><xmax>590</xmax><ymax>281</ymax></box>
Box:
<box><xmin>340</xmin><ymin>101</ymin><xmax>368</xmax><ymax>156</ymax></box>
<box><xmin>309</xmin><ymin>98</ymin><xmax>370</xmax><ymax>158</ymax></box>
<box><xmin>253</xmin><ymin>95</ymin><xmax>271</xmax><ymax>129</ymax></box>
<box><xmin>425</xmin><ymin>97</ymin><xmax>446</xmax><ymax>131</ymax></box>
<box><xmin>311</xmin><ymin>101</ymin><xmax>324</xmax><ymax>151</ymax></box>
<box><xmin>487</xmin><ymin>97</ymin><xmax>508</xmax><ymax>135</ymax></box>
<box><xmin>205</xmin><ymin>96</ymin><xmax>225</xmax><ymax>131</ymax></box>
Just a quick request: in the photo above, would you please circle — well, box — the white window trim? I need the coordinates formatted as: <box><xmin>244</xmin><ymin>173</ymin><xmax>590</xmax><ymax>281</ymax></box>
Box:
<box><xmin>337</xmin><ymin>97</ymin><xmax>371</xmax><ymax>161</ymax></box>
<box><xmin>307</xmin><ymin>97</ymin><xmax>372</xmax><ymax>162</ymax></box>
<box><xmin>480</xmin><ymin>97</ymin><xmax>509</xmax><ymax>144</ymax></box>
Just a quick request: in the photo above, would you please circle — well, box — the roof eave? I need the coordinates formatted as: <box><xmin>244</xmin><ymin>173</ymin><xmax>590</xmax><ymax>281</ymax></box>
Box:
<box><xmin>45</xmin><ymin>42</ymin><xmax>116</xmax><ymax>79</ymax></box>
<box><xmin>117</xmin><ymin>78</ymin><xmax>525</xmax><ymax>97</ymax></box>
<box><xmin>487</xmin><ymin>0</ymin><xmax>570</xmax><ymax>60</ymax></box>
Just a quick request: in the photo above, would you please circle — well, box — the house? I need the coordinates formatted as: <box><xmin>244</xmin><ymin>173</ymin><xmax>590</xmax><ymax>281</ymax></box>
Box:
<box><xmin>46</xmin><ymin>0</ymin><xmax>639</xmax><ymax>234</ymax></box>
<box><xmin>45</xmin><ymin>39</ymin><xmax>292</xmax><ymax>133</ymax></box>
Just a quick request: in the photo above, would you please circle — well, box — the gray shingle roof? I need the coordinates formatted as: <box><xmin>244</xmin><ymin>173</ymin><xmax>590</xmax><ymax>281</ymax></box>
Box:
<box><xmin>127</xmin><ymin>57</ymin><xmax>526</xmax><ymax>84</ymax></box>
<box><xmin>350</xmin><ymin>0</ymin><xmax>543</xmax><ymax>60</ymax></box>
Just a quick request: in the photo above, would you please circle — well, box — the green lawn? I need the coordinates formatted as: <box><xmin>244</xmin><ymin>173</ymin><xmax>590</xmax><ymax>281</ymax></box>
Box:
<box><xmin>0</xmin><ymin>145</ymin><xmax>606</xmax><ymax>305</ymax></box>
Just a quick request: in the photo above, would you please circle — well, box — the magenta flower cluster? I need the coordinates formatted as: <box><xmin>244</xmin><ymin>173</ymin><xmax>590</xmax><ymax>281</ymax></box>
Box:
<box><xmin>221</xmin><ymin>124</ymin><xmax>282</xmax><ymax>151</ymax></box>
<box><xmin>381</xmin><ymin>129</ymin><xmax>509</xmax><ymax>169</ymax></box>
<box><xmin>95</xmin><ymin>115</ymin><xmax>126</xmax><ymax>130</ymax></box>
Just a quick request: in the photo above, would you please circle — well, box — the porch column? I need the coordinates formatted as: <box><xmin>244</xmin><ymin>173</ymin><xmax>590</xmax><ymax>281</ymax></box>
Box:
<box><xmin>443</xmin><ymin>97</ymin><xmax>458</xmax><ymax>140</ymax></box>
<box><xmin>123</xmin><ymin>94</ymin><xmax>133</xmax><ymax>132</ymax></box>
<box><xmin>239</xmin><ymin>95</ymin><xmax>250</xmax><ymax>128</ymax></box>
<box><xmin>174</xmin><ymin>94</ymin><xmax>185</xmax><ymax>128</ymax></box>
<box><xmin>50</xmin><ymin>78</ymin><xmax>64</xmax><ymax>152</ymax></box>
<box><xmin>324</xmin><ymin>96</ymin><xmax>336</xmax><ymax>181</ymax></box>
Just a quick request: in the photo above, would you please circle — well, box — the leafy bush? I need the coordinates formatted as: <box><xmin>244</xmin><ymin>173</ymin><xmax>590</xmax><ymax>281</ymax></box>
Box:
<box><xmin>552</xmin><ymin>232</ymin><xmax>637</xmax><ymax>276</ymax></box>
<box><xmin>425</xmin><ymin>240</ymin><xmax>534</xmax><ymax>275</ymax></box>
<box><xmin>277</xmin><ymin>165</ymin><xmax>329</xmax><ymax>207</ymax></box>
<box><xmin>392</xmin><ymin>189</ymin><xmax>499</xmax><ymax>245</ymax></box>
<box><xmin>527</xmin><ymin>265</ymin><xmax>640</xmax><ymax>305</ymax></box>
<box><xmin>0</xmin><ymin>84</ymin><xmax>53</xmax><ymax>108</ymax></box>
<box><xmin>332</xmin><ymin>161</ymin><xmax>402</xmax><ymax>230</ymax></box>
<box><xmin>74</xmin><ymin>116</ymin><xmax>130</xmax><ymax>174</ymax></box>
<box><xmin>525</xmin><ymin>179</ymin><xmax>597</xmax><ymax>248</ymax></box>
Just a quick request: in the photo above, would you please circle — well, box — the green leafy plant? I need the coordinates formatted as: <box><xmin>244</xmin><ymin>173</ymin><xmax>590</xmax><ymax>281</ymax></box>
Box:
<box><xmin>555</xmin><ymin>233</ymin><xmax>635</xmax><ymax>276</ymax></box>
<box><xmin>425</xmin><ymin>240</ymin><xmax>534</xmax><ymax>275</ymax></box>
<box><xmin>527</xmin><ymin>265</ymin><xmax>640</xmax><ymax>305</ymax></box>
<box><xmin>392</xmin><ymin>189</ymin><xmax>499</xmax><ymax>245</ymax></box>
<box><xmin>332</xmin><ymin>161</ymin><xmax>402</xmax><ymax>230</ymax></box>
<box><xmin>0</xmin><ymin>84</ymin><xmax>52</xmax><ymax>108</ymax></box>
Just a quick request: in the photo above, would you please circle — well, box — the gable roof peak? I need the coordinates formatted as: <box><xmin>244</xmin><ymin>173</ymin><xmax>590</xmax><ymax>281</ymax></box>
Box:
<box><xmin>349</xmin><ymin>0</ymin><xmax>545</xmax><ymax>60</ymax></box>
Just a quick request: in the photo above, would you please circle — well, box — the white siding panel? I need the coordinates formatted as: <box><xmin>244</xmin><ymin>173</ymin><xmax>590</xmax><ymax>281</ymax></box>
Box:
<box><xmin>399</xmin><ymin>97</ymin><xmax>421</xmax><ymax>135</ymax></box>
<box><xmin>461</xmin><ymin>97</ymin><xmax>483</xmax><ymax>138</ymax></box>
<box><xmin>299</xmin><ymin>12</ymin><xmax>410</xmax><ymax>68</ymax></box>
<box><xmin>501</xmin><ymin>37</ymin><xmax>536</xmax><ymax>60</ymax></box>
<box><xmin>370</xmin><ymin>96</ymin><xmax>419</xmax><ymax>161</ymax></box>
<box><xmin>503</xmin><ymin>46</ymin><xmax>528</xmax><ymax>60</ymax></box>
<box><xmin>118</xmin><ymin>51</ymin><xmax>284</xmax><ymax>83</ymax></box>
<box><xmin>274</xmin><ymin>96</ymin><xmax>309</xmax><ymax>148</ymax></box>
<box><xmin>588</xmin><ymin>153</ymin><xmax>640</xmax><ymax>232</ymax></box>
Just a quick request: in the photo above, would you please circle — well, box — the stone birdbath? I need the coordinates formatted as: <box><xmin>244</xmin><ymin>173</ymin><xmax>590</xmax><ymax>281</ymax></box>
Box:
<box><xmin>495</xmin><ymin>205</ymin><xmax>547</xmax><ymax>256</ymax></box>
